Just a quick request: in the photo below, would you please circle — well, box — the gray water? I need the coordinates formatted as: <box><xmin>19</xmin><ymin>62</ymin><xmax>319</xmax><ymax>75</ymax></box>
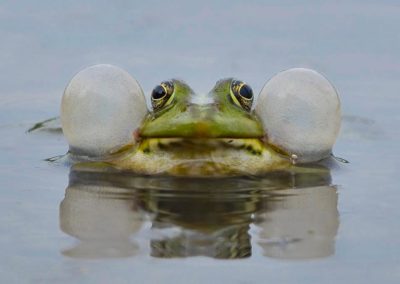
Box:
<box><xmin>1</xmin><ymin>1</ymin><xmax>400</xmax><ymax>283</ymax></box>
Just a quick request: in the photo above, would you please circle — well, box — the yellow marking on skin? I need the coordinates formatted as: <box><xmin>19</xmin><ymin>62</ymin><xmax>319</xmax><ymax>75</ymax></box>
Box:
<box><xmin>221</xmin><ymin>139</ymin><xmax>263</xmax><ymax>155</ymax></box>
<box><xmin>229</xmin><ymin>90</ymin><xmax>242</xmax><ymax>108</ymax></box>
<box><xmin>138</xmin><ymin>139</ymin><xmax>151</xmax><ymax>153</ymax></box>
<box><xmin>164</xmin><ymin>92</ymin><xmax>175</xmax><ymax>107</ymax></box>
<box><xmin>109</xmin><ymin>143</ymin><xmax>134</xmax><ymax>155</ymax></box>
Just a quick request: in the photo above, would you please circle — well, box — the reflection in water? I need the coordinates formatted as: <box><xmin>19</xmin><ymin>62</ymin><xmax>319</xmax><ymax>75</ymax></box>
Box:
<box><xmin>60</xmin><ymin>165</ymin><xmax>339</xmax><ymax>260</ymax></box>
<box><xmin>256</xmin><ymin>186</ymin><xmax>338</xmax><ymax>259</ymax></box>
<box><xmin>60</xmin><ymin>178</ymin><xmax>143</xmax><ymax>258</ymax></box>
<box><xmin>143</xmin><ymin>179</ymin><xmax>257</xmax><ymax>259</ymax></box>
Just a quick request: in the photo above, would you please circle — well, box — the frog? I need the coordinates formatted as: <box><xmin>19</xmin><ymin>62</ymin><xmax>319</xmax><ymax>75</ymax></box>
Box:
<box><xmin>34</xmin><ymin>66</ymin><xmax>341</xmax><ymax>177</ymax></box>
<box><xmin>96</xmin><ymin>78</ymin><xmax>291</xmax><ymax>176</ymax></box>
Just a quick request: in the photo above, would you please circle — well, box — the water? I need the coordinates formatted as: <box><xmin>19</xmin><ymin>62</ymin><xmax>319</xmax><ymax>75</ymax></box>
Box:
<box><xmin>1</xmin><ymin>1</ymin><xmax>400</xmax><ymax>283</ymax></box>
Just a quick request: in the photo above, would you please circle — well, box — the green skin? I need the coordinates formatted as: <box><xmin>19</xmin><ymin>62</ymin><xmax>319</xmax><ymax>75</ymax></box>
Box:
<box><xmin>140</xmin><ymin>79</ymin><xmax>263</xmax><ymax>138</ymax></box>
<box><xmin>98</xmin><ymin>78</ymin><xmax>291</xmax><ymax>176</ymax></box>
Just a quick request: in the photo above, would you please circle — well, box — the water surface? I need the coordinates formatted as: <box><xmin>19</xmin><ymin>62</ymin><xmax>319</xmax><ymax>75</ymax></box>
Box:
<box><xmin>1</xmin><ymin>1</ymin><xmax>399</xmax><ymax>283</ymax></box>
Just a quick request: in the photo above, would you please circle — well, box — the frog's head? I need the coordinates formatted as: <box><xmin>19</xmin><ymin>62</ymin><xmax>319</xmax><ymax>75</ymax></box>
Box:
<box><xmin>139</xmin><ymin>79</ymin><xmax>263</xmax><ymax>139</ymax></box>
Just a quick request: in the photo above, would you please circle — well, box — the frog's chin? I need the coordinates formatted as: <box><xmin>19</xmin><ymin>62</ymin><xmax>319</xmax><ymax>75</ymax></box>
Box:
<box><xmin>107</xmin><ymin>138</ymin><xmax>290</xmax><ymax>177</ymax></box>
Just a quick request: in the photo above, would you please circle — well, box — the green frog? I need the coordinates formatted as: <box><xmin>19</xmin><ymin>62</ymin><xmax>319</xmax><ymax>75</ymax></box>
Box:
<box><xmin>100</xmin><ymin>78</ymin><xmax>290</xmax><ymax>176</ymax></box>
<box><xmin>37</xmin><ymin>66</ymin><xmax>342</xmax><ymax>177</ymax></box>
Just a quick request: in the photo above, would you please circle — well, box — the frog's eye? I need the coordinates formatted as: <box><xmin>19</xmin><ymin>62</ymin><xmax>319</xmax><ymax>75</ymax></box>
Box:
<box><xmin>230</xmin><ymin>80</ymin><xmax>253</xmax><ymax>111</ymax></box>
<box><xmin>151</xmin><ymin>81</ymin><xmax>175</xmax><ymax>111</ymax></box>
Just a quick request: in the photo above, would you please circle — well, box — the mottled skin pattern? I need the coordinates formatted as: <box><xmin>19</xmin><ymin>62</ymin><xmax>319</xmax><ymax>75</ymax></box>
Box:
<box><xmin>90</xmin><ymin>79</ymin><xmax>290</xmax><ymax>176</ymax></box>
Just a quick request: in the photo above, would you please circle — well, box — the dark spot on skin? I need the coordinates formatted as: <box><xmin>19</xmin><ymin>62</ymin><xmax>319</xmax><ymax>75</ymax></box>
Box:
<box><xmin>158</xmin><ymin>142</ymin><xmax>167</xmax><ymax>150</ymax></box>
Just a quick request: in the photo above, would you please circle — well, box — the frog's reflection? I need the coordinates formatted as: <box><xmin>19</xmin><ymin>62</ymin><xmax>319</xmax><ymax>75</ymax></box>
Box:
<box><xmin>59</xmin><ymin>175</ymin><xmax>143</xmax><ymax>259</ymax></box>
<box><xmin>256</xmin><ymin>184</ymin><xmax>339</xmax><ymax>259</ymax></box>
<box><xmin>143</xmin><ymin>179</ymin><xmax>257</xmax><ymax>259</ymax></box>
<box><xmin>60</xmin><ymin>166</ymin><xmax>339</xmax><ymax>260</ymax></box>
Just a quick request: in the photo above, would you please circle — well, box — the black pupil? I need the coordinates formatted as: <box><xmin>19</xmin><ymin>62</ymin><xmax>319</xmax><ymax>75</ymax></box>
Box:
<box><xmin>152</xmin><ymin>85</ymin><xmax>166</xmax><ymax>99</ymax></box>
<box><xmin>239</xmin><ymin>84</ymin><xmax>253</xmax><ymax>99</ymax></box>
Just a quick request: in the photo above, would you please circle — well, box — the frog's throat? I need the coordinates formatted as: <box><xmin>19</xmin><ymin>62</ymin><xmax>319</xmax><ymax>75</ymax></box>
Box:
<box><xmin>109</xmin><ymin>138</ymin><xmax>290</xmax><ymax>176</ymax></box>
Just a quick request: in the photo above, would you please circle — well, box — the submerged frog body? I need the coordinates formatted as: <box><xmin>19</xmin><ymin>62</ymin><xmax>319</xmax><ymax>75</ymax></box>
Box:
<box><xmin>59</xmin><ymin>65</ymin><xmax>341</xmax><ymax>177</ymax></box>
